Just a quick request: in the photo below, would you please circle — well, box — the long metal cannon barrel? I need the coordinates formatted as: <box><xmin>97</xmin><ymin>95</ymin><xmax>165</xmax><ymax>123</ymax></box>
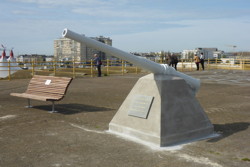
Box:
<box><xmin>62</xmin><ymin>28</ymin><xmax>200</xmax><ymax>93</ymax></box>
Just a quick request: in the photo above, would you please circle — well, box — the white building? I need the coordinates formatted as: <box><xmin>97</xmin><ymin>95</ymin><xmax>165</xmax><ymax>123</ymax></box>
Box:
<box><xmin>181</xmin><ymin>50</ymin><xmax>197</xmax><ymax>59</ymax></box>
<box><xmin>182</xmin><ymin>48</ymin><xmax>224</xmax><ymax>59</ymax></box>
<box><xmin>54</xmin><ymin>36</ymin><xmax>113</xmax><ymax>62</ymax></box>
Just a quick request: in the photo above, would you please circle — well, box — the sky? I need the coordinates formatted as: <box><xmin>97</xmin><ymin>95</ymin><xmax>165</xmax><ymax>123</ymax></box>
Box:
<box><xmin>0</xmin><ymin>0</ymin><xmax>250</xmax><ymax>55</ymax></box>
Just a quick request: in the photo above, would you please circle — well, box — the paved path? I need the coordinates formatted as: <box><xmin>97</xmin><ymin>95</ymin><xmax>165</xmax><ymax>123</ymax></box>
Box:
<box><xmin>0</xmin><ymin>70</ymin><xmax>249</xmax><ymax>167</ymax></box>
<box><xmin>185</xmin><ymin>69</ymin><xmax>250</xmax><ymax>86</ymax></box>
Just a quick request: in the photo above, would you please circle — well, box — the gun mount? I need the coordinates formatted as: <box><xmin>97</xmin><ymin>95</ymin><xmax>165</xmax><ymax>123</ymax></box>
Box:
<box><xmin>62</xmin><ymin>28</ymin><xmax>214</xmax><ymax>147</ymax></box>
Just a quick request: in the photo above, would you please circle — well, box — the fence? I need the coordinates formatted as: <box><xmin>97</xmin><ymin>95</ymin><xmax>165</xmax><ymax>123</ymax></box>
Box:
<box><xmin>1</xmin><ymin>58</ymin><xmax>250</xmax><ymax>80</ymax></box>
<box><xmin>177</xmin><ymin>58</ymin><xmax>250</xmax><ymax>71</ymax></box>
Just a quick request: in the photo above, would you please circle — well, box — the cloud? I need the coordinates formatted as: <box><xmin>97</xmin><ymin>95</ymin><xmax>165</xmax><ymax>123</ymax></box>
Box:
<box><xmin>11</xmin><ymin>10</ymin><xmax>35</xmax><ymax>15</ymax></box>
<box><xmin>11</xmin><ymin>0</ymin><xmax>112</xmax><ymax>7</ymax></box>
<box><xmin>9</xmin><ymin>0</ymin><xmax>250</xmax><ymax>22</ymax></box>
<box><xmin>1</xmin><ymin>0</ymin><xmax>250</xmax><ymax>55</ymax></box>
<box><xmin>110</xmin><ymin>18</ymin><xmax>250</xmax><ymax>52</ymax></box>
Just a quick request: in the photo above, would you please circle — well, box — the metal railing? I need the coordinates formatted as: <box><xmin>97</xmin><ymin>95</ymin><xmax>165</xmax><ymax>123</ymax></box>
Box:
<box><xmin>1</xmin><ymin>58</ymin><xmax>250</xmax><ymax>80</ymax></box>
<box><xmin>0</xmin><ymin>59</ymin><xmax>141</xmax><ymax>80</ymax></box>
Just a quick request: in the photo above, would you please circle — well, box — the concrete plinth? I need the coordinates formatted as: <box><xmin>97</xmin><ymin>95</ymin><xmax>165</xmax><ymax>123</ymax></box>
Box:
<box><xmin>109</xmin><ymin>73</ymin><xmax>214</xmax><ymax>147</ymax></box>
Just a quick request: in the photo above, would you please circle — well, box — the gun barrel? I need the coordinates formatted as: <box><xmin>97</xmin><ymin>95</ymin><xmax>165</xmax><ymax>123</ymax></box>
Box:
<box><xmin>62</xmin><ymin>28</ymin><xmax>164</xmax><ymax>74</ymax></box>
<box><xmin>62</xmin><ymin>28</ymin><xmax>200</xmax><ymax>93</ymax></box>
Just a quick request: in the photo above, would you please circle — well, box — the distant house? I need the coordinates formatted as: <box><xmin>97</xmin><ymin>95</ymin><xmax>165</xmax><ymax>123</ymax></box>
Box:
<box><xmin>181</xmin><ymin>48</ymin><xmax>224</xmax><ymax>59</ymax></box>
<box><xmin>196</xmin><ymin>48</ymin><xmax>221</xmax><ymax>59</ymax></box>
<box><xmin>45</xmin><ymin>55</ymin><xmax>54</xmax><ymax>62</ymax></box>
<box><xmin>181</xmin><ymin>50</ymin><xmax>197</xmax><ymax>59</ymax></box>
<box><xmin>17</xmin><ymin>54</ymin><xmax>53</xmax><ymax>63</ymax></box>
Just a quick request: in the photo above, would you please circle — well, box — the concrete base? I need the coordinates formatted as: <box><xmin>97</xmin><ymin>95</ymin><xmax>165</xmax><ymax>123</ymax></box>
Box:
<box><xmin>109</xmin><ymin>73</ymin><xmax>214</xmax><ymax>147</ymax></box>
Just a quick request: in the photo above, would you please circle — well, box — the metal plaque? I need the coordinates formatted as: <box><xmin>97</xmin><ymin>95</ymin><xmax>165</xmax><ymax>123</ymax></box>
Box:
<box><xmin>128</xmin><ymin>95</ymin><xmax>154</xmax><ymax>119</ymax></box>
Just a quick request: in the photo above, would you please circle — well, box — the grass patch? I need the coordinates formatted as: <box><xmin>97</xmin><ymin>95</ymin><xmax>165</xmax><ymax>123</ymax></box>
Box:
<box><xmin>241</xmin><ymin>158</ymin><xmax>250</xmax><ymax>161</ymax></box>
<box><xmin>209</xmin><ymin>151</ymin><xmax>221</xmax><ymax>155</ymax></box>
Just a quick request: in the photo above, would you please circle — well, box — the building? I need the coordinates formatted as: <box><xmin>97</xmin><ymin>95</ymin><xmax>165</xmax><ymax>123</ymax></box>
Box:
<box><xmin>181</xmin><ymin>50</ymin><xmax>197</xmax><ymax>59</ymax></box>
<box><xmin>54</xmin><ymin>35</ymin><xmax>113</xmax><ymax>63</ymax></box>
<box><xmin>181</xmin><ymin>48</ymin><xmax>224</xmax><ymax>59</ymax></box>
<box><xmin>54</xmin><ymin>38</ymin><xmax>85</xmax><ymax>62</ymax></box>
<box><xmin>196</xmin><ymin>48</ymin><xmax>220</xmax><ymax>59</ymax></box>
<box><xmin>16</xmin><ymin>54</ymin><xmax>46</xmax><ymax>63</ymax></box>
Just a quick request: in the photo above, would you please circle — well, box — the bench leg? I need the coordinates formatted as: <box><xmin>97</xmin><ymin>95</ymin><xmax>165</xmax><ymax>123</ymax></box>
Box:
<box><xmin>49</xmin><ymin>101</ymin><xmax>57</xmax><ymax>113</ymax></box>
<box><xmin>25</xmin><ymin>99</ymin><xmax>33</xmax><ymax>108</ymax></box>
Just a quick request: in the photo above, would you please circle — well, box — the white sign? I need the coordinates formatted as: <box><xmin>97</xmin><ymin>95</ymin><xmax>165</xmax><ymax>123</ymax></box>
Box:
<box><xmin>45</xmin><ymin>80</ymin><xmax>51</xmax><ymax>85</ymax></box>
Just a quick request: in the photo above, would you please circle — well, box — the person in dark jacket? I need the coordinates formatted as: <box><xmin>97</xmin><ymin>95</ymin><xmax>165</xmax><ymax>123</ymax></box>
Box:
<box><xmin>172</xmin><ymin>55</ymin><xmax>179</xmax><ymax>70</ymax></box>
<box><xmin>93</xmin><ymin>54</ymin><xmax>102</xmax><ymax>77</ymax></box>
<box><xmin>200</xmin><ymin>53</ymin><xmax>205</xmax><ymax>70</ymax></box>
<box><xmin>168</xmin><ymin>54</ymin><xmax>178</xmax><ymax>70</ymax></box>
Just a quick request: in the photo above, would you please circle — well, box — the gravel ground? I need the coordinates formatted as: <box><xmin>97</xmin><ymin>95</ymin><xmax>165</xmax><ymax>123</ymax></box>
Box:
<box><xmin>0</xmin><ymin>69</ymin><xmax>249</xmax><ymax>167</ymax></box>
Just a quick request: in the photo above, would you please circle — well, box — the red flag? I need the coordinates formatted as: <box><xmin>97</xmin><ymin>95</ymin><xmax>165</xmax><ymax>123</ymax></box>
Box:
<box><xmin>2</xmin><ymin>50</ymin><xmax>6</xmax><ymax>58</ymax></box>
<box><xmin>10</xmin><ymin>50</ymin><xmax>14</xmax><ymax>58</ymax></box>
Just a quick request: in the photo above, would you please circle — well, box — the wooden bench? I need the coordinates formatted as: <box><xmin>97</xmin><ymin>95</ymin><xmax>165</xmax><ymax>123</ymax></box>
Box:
<box><xmin>10</xmin><ymin>75</ymin><xmax>73</xmax><ymax>113</ymax></box>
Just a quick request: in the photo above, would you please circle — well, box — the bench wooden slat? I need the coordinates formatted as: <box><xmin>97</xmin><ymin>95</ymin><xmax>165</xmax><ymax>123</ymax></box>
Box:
<box><xmin>10</xmin><ymin>93</ymin><xmax>62</xmax><ymax>101</ymax></box>
<box><xmin>10</xmin><ymin>75</ymin><xmax>73</xmax><ymax>108</ymax></box>
<box><xmin>26</xmin><ymin>87</ymin><xmax>67</xmax><ymax>94</ymax></box>
<box><xmin>26</xmin><ymin>80</ymin><xmax>70</xmax><ymax>95</ymax></box>
<box><xmin>23</xmin><ymin>91</ymin><xmax>62</xmax><ymax>98</ymax></box>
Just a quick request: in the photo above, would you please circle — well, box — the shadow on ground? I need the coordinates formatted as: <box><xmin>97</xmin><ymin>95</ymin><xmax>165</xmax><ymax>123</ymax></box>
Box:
<box><xmin>33</xmin><ymin>103</ymin><xmax>114</xmax><ymax>114</ymax></box>
<box><xmin>208</xmin><ymin>122</ymin><xmax>250</xmax><ymax>142</ymax></box>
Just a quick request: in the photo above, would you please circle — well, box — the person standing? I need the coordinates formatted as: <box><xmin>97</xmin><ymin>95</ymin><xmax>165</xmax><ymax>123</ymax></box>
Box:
<box><xmin>172</xmin><ymin>55</ymin><xmax>179</xmax><ymax>70</ymax></box>
<box><xmin>93</xmin><ymin>54</ymin><xmax>102</xmax><ymax>77</ymax></box>
<box><xmin>168</xmin><ymin>54</ymin><xmax>173</xmax><ymax>67</ymax></box>
<box><xmin>194</xmin><ymin>53</ymin><xmax>200</xmax><ymax>71</ymax></box>
<box><xmin>168</xmin><ymin>54</ymin><xmax>178</xmax><ymax>70</ymax></box>
<box><xmin>200</xmin><ymin>53</ymin><xmax>205</xmax><ymax>70</ymax></box>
